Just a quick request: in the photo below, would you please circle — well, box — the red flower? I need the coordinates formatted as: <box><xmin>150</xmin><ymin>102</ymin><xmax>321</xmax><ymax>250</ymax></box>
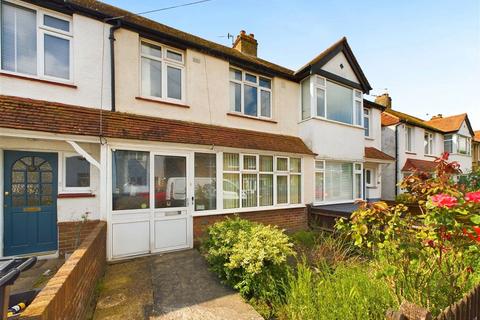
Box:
<box><xmin>465</xmin><ymin>191</ymin><xmax>480</xmax><ymax>203</ymax></box>
<box><xmin>430</xmin><ymin>194</ymin><xmax>458</xmax><ymax>208</ymax></box>
<box><xmin>464</xmin><ymin>226</ymin><xmax>480</xmax><ymax>242</ymax></box>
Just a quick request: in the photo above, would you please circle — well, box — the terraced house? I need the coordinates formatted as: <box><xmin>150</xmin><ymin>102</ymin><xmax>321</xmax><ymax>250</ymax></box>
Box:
<box><xmin>0</xmin><ymin>0</ymin><xmax>393</xmax><ymax>260</ymax></box>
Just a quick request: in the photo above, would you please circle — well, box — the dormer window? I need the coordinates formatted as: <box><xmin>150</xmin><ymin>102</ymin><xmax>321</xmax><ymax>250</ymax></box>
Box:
<box><xmin>301</xmin><ymin>75</ymin><xmax>363</xmax><ymax>126</ymax></box>
<box><xmin>229</xmin><ymin>68</ymin><xmax>272</xmax><ymax>118</ymax></box>
<box><xmin>1</xmin><ymin>1</ymin><xmax>73</xmax><ymax>81</ymax></box>
<box><xmin>140</xmin><ymin>40</ymin><xmax>184</xmax><ymax>102</ymax></box>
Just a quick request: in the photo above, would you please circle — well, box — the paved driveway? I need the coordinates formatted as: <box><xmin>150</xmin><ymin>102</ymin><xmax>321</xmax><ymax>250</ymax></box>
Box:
<box><xmin>93</xmin><ymin>250</ymin><xmax>262</xmax><ymax>320</ymax></box>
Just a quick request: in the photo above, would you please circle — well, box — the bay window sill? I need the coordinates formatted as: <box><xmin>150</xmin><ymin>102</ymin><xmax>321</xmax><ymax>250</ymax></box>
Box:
<box><xmin>227</xmin><ymin>112</ymin><xmax>277</xmax><ymax>123</ymax></box>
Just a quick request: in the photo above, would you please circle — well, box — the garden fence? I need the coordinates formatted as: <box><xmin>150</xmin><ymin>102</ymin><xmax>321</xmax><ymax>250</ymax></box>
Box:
<box><xmin>436</xmin><ymin>283</ymin><xmax>480</xmax><ymax>320</ymax></box>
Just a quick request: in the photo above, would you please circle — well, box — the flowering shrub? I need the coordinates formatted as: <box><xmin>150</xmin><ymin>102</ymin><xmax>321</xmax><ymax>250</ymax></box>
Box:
<box><xmin>337</xmin><ymin>153</ymin><xmax>480</xmax><ymax>315</ymax></box>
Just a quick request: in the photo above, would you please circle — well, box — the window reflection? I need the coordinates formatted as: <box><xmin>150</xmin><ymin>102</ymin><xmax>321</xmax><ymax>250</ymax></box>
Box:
<box><xmin>155</xmin><ymin>155</ymin><xmax>186</xmax><ymax>208</ymax></box>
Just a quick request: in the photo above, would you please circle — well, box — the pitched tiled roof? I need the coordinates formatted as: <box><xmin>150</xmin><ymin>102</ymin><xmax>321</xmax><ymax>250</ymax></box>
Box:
<box><xmin>402</xmin><ymin>158</ymin><xmax>437</xmax><ymax>172</ymax></box>
<box><xmin>424</xmin><ymin>114</ymin><xmax>469</xmax><ymax>133</ymax></box>
<box><xmin>381</xmin><ymin>109</ymin><xmax>443</xmax><ymax>132</ymax></box>
<box><xmin>364</xmin><ymin>147</ymin><xmax>394</xmax><ymax>161</ymax></box>
<box><xmin>474</xmin><ymin>130</ymin><xmax>480</xmax><ymax>142</ymax></box>
<box><xmin>0</xmin><ymin>95</ymin><xmax>315</xmax><ymax>155</ymax></box>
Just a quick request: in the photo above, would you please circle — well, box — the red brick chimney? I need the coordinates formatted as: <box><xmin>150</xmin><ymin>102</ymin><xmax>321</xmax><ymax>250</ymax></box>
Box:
<box><xmin>233</xmin><ymin>30</ymin><xmax>258</xmax><ymax>56</ymax></box>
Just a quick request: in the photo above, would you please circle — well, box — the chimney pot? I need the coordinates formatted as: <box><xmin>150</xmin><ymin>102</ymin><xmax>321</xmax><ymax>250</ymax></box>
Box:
<box><xmin>375</xmin><ymin>93</ymin><xmax>392</xmax><ymax>109</ymax></box>
<box><xmin>431</xmin><ymin>114</ymin><xmax>443</xmax><ymax>120</ymax></box>
<box><xmin>233</xmin><ymin>30</ymin><xmax>258</xmax><ymax>56</ymax></box>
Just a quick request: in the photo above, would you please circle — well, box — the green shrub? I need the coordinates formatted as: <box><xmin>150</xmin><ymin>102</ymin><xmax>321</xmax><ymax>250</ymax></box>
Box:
<box><xmin>202</xmin><ymin>217</ymin><xmax>295</xmax><ymax>301</ymax></box>
<box><xmin>279</xmin><ymin>261</ymin><xmax>397</xmax><ymax>320</ymax></box>
<box><xmin>291</xmin><ymin>230</ymin><xmax>317</xmax><ymax>248</ymax></box>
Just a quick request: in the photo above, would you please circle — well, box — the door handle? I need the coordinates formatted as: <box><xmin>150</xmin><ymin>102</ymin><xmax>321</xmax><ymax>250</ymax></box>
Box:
<box><xmin>4</xmin><ymin>191</ymin><xmax>9</xmax><ymax>196</ymax></box>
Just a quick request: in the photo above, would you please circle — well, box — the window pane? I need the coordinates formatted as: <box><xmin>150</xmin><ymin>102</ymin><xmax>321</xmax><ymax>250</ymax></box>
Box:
<box><xmin>245</xmin><ymin>73</ymin><xmax>257</xmax><ymax>83</ymax></box>
<box><xmin>260</xmin><ymin>90</ymin><xmax>271</xmax><ymax>117</ymax></box>
<box><xmin>316</xmin><ymin>88</ymin><xmax>325</xmax><ymax>117</ymax></box>
<box><xmin>276</xmin><ymin>158</ymin><xmax>288</xmax><ymax>171</ymax></box>
<box><xmin>444</xmin><ymin>140</ymin><xmax>453</xmax><ymax>153</ymax></box>
<box><xmin>223</xmin><ymin>173</ymin><xmax>239</xmax><ymax>209</ymax></box>
<box><xmin>229</xmin><ymin>68</ymin><xmax>241</xmax><ymax>80</ymax></box>
<box><xmin>290</xmin><ymin>175</ymin><xmax>301</xmax><ymax>204</ymax></box>
<box><xmin>315</xmin><ymin>160</ymin><xmax>324</xmax><ymax>170</ymax></box>
<box><xmin>141</xmin><ymin>57</ymin><xmax>161</xmax><ymax>97</ymax></box>
<box><xmin>244</xmin><ymin>85</ymin><xmax>258</xmax><ymax>116</ymax></box>
<box><xmin>44</xmin><ymin>34</ymin><xmax>70</xmax><ymax>79</ymax></box>
<box><xmin>243</xmin><ymin>155</ymin><xmax>256</xmax><ymax>170</ymax></box>
<box><xmin>365</xmin><ymin>170</ymin><xmax>371</xmax><ymax>185</ymax></box>
<box><xmin>194</xmin><ymin>153</ymin><xmax>216</xmax><ymax>211</ymax></box>
<box><xmin>276</xmin><ymin>176</ymin><xmax>288</xmax><ymax>204</ymax></box>
<box><xmin>223</xmin><ymin>153</ymin><xmax>239</xmax><ymax>171</ymax></box>
<box><xmin>112</xmin><ymin>150</ymin><xmax>150</xmax><ymax>210</ymax></box>
<box><xmin>259</xmin><ymin>77</ymin><xmax>271</xmax><ymax>89</ymax></box>
<box><xmin>259</xmin><ymin>156</ymin><xmax>273</xmax><ymax>172</ymax></box>
<box><xmin>242</xmin><ymin>174</ymin><xmax>257</xmax><ymax>207</ymax></box>
<box><xmin>259</xmin><ymin>174</ymin><xmax>273</xmax><ymax>206</ymax></box>
<box><xmin>155</xmin><ymin>155</ymin><xmax>186</xmax><ymax>208</ymax></box>
<box><xmin>301</xmin><ymin>78</ymin><xmax>311</xmax><ymax>120</ymax></box>
<box><xmin>166</xmin><ymin>50</ymin><xmax>182</xmax><ymax>62</ymax></box>
<box><xmin>315</xmin><ymin>172</ymin><xmax>324</xmax><ymax>202</ymax></box>
<box><xmin>355</xmin><ymin>100</ymin><xmax>362</xmax><ymax>126</ymax></box>
<box><xmin>325</xmin><ymin>162</ymin><xmax>353</xmax><ymax>202</ymax></box>
<box><xmin>290</xmin><ymin>158</ymin><xmax>301</xmax><ymax>173</ymax></box>
<box><xmin>1</xmin><ymin>3</ymin><xmax>37</xmax><ymax>75</ymax></box>
<box><xmin>65</xmin><ymin>156</ymin><xmax>90</xmax><ymax>187</ymax></box>
<box><xmin>141</xmin><ymin>42</ymin><xmax>161</xmax><ymax>58</ymax></box>
<box><xmin>326</xmin><ymin>81</ymin><xmax>353</xmax><ymax>124</ymax></box>
<box><xmin>364</xmin><ymin>108</ymin><xmax>370</xmax><ymax>136</ymax></box>
<box><xmin>167</xmin><ymin>66</ymin><xmax>182</xmax><ymax>100</ymax></box>
<box><xmin>230</xmin><ymin>82</ymin><xmax>241</xmax><ymax>112</ymax></box>
<box><xmin>44</xmin><ymin>15</ymin><xmax>70</xmax><ymax>32</ymax></box>
<box><xmin>355</xmin><ymin>173</ymin><xmax>362</xmax><ymax>199</ymax></box>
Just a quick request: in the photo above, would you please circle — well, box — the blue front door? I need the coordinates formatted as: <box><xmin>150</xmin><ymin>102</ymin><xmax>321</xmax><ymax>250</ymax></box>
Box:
<box><xmin>4</xmin><ymin>151</ymin><xmax>58</xmax><ymax>256</ymax></box>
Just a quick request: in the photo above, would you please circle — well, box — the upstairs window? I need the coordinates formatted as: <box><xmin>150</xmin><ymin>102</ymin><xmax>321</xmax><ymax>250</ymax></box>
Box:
<box><xmin>363</xmin><ymin>108</ymin><xmax>371</xmax><ymax>137</ymax></box>
<box><xmin>301</xmin><ymin>75</ymin><xmax>362</xmax><ymax>126</ymax></box>
<box><xmin>1</xmin><ymin>2</ymin><xmax>72</xmax><ymax>80</ymax></box>
<box><xmin>444</xmin><ymin>134</ymin><xmax>454</xmax><ymax>153</ymax></box>
<box><xmin>405</xmin><ymin>126</ymin><xmax>414</xmax><ymax>152</ymax></box>
<box><xmin>424</xmin><ymin>131</ymin><xmax>434</xmax><ymax>155</ymax></box>
<box><xmin>229</xmin><ymin>68</ymin><xmax>272</xmax><ymax>118</ymax></box>
<box><xmin>140</xmin><ymin>41</ymin><xmax>184</xmax><ymax>102</ymax></box>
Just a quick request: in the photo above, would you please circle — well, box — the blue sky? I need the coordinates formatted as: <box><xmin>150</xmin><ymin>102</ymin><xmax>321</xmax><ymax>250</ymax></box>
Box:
<box><xmin>105</xmin><ymin>0</ymin><xmax>480</xmax><ymax>128</ymax></box>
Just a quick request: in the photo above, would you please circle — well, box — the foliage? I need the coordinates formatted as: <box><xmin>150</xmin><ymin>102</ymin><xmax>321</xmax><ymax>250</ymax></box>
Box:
<box><xmin>458</xmin><ymin>167</ymin><xmax>480</xmax><ymax>192</ymax></box>
<box><xmin>337</xmin><ymin>153</ymin><xmax>480</xmax><ymax>315</ymax></box>
<box><xmin>202</xmin><ymin>217</ymin><xmax>295</xmax><ymax>303</ymax></box>
<box><xmin>291</xmin><ymin>230</ymin><xmax>318</xmax><ymax>249</ymax></box>
<box><xmin>278</xmin><ymin>261</ymin><xmax>397</xmax><ymax>320</ymax></box>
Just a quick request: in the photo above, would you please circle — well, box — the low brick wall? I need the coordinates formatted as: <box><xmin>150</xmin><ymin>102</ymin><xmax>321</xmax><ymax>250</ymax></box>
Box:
<box><xmin>193</xmin><ymin>207</ymin><xmax>307</xmax><ymax>243</ymax></box>
<box><xmin>58</xmin><ymin>220</ymin><xmax>101</xmax><ymax>257</ymax></box>
<box><xmin>20</xmin><ymin>221</ymin><xmax>107</xmax><ymax>320</ymax></box>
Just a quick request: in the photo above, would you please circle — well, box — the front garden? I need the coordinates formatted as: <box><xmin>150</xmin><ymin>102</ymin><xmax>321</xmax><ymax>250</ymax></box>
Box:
<box><xmin>201</xmin><ymin>153</ymin><xmax>480</xmax><ymax>319</ymax></box>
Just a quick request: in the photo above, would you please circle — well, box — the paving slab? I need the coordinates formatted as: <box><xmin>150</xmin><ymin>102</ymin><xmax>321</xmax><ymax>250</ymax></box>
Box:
<box><xmin>93</xmin><ymin>250</ymin><xmax>262</xmax><ymax>320</ymax></box>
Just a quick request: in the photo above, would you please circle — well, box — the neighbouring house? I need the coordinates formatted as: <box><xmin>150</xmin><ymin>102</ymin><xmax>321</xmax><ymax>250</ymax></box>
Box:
<box><xmin>473</xmin><ymin>131</ymin><xmax>480</xmax><ymax>170</ymax></box>
<box><xmin>1</xmin><ymin>0</ymin><xmax>390</xmax><ymax>260</ymax></box>
<box><xmin>379</xmin><ymin>93</ymin><xmax>474</xmax><ymax>200</ymax></box>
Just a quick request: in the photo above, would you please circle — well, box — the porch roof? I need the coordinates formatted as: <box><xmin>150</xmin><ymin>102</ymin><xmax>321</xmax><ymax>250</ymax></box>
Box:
<box><xmin>0</xmin><ymin>95</ymin><xmax>315</xmax><ymax>155</ymax></box>
<box><xmin>364</xmin><ymin>147</ymin><xmax>394</xmax><ymax>162</ymax></box>
<box><xmin>402</xmin><ymin>158</ymin><xmax>436</xmax><ymax>172</ymax></box>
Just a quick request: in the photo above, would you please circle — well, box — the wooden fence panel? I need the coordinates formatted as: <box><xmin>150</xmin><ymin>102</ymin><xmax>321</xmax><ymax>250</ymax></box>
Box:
<box><xmin>435</xmin><ymin>284</ymin><xmax>480</xmax><ymax>320</ymax></box>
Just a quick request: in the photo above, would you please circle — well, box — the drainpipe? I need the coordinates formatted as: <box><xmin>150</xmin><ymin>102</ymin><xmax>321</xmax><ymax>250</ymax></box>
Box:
<box><xmin>109</xmin><ymin>20</ymin><xmax>122</xmax><ymax>112</ymax></box>
<box><xmin>394</xmin><ymin>124</ymin><xmax>399</xmax><ymax>197</ymax></box>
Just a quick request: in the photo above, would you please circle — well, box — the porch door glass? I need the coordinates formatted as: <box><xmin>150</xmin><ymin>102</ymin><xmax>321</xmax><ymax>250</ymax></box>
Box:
<box><xmin>154</xmin><ymin>155</ymin><xmax>186</xmax><ymax>208</ymax></box>
<box><xmin>4</xmin><ymin>151</ymin><xmax>58</xmax><ymax>256</ymax></box>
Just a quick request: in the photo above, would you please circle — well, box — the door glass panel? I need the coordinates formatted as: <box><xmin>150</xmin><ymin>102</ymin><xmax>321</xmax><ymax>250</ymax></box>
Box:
<box><xmin>39</xmin><ymin>161</ymin><xmax>52</xmax><ymax>171</ymax></box>
<box><xmin>13</xmin><ymin>196</ymin><xmax>25</xmax><ymax>207</ymax></box>
<box><xmin>154</xmin><ymin>155</ymin><xmax>186</xmax><ymax>208</ymax></box>
<box><xmin>27</xmin><ymin>171</ymin><xmax>39</xmax><ymax>183</ymax></box>
<box><xmin>41</xmin><ymin>195</ymin><xmax>53</xmax><ymax>205</ymax></box>
<box><xmin>12</xmin><ymin>184</ymin><xmax>25</xmax><ymax>195</ymax></box>
<box><xmin>41</xmin><ymin>172</ymin><xmax>53</xmax><ymax>183</ymax></box>
<box><xmin>41</xmin><ymin>184</ymin><xmax>52</xmax><ymax>195</ymax></box>
<box><xmin>12</xmin><ymin>172</ymin><xmax>25</xmax><ymax>183</ymax></box>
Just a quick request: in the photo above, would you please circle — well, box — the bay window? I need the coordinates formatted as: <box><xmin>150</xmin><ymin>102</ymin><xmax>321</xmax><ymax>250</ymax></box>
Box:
<box><xmin>444</xmin><ymin>134</ymin><xmax>453</xmax><ymax>153</ymax></box>
<box><xmin>458</xmin><ymin>135</ymin><xmax>471</xmax><ymax>155</ymax></box>
<box><xmin>141</xmin><ymin>41</ymin><xmax>184</xmax><ymax>102</ymax></box>
<box><xmin>1</xmin><ymin>2</ymin><xmax>72</xmax><ymax>80</ymax></box>
<box><xmin>301</xmin><ymin>75</ymin><xmax>363</xmax><ymax>126</ymax></box>
<box><xmin>230</xmin><ymin>68</ymin><xmax>272</xmax><ymax>118</ymax></box>
<box><xmin>315</xmin><ymin>160</ymin><xmax>362</xmax><ymax>203</ymax></box>
<box><xmin>223</xmin><ymin>153</ymin><xmax>301</xmax><ymax>209</ymax></box>
<box><xmin>424</xmin><ymin>131</ymin><xmax>434</xmax><ymax>155</ymax></box>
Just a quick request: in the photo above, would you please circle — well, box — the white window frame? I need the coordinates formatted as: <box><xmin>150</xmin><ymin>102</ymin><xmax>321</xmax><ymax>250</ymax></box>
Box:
<box><xmin>314</xmin><ymin>160</ymin><xmax>325</xmax><ymax>203</ymax></box>
<box><xmin>363</xmin><ymin>107</ymin><xmax>371</xmax><ymax>137</ymax></box>
<box><xmin>301</xmin><ymin>75</ymin><xmax>363</xmax><ymax>127</ymax></box>
<box><xmin>139</xmin><ymin>39</ymin><xmax>185</xmax><ymax>104</ymax></box>
<box><xmin>61</xmin><ymin>152</ymin><xmax>92</xmax><ymax>193</ymax></box>
<box><xmin>405</xmin><ymin>126</ymin><xmax>414</xmax><ymax>152</ymax></box>
<box><xmin>229</xmin><ymin>67</ymin><xmax>272</xmax><ymax>119</ymax></box>
<box><xmin>424</xmin><ymin>131</ymin><xmax>434</xmax><ymax>156</ymax></box>
<box><xmin>444</xmin><ymin>134</ymin><xmax>454</xmax><ymax>154</ymax></box>
<box><xmin>0</xmin><ymin>0</ymin><xmax>74</xmax><ymax>82</ymax></box>
<box><xmin>457</xmin><ymin>135</ymin><xmax>471</xmax><ymax>155</ymax></box>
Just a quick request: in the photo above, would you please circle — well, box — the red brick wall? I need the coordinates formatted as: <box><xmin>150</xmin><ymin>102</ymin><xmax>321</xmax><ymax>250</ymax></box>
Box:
<box><xmin>58</xmin><ymin>220</ymin><xmax>101</xmax><ymax>257</ymax></box>
<box><xmin>193</xmin><ymin>207</ymin><xmax>307</xmax><ymax>243</ymax></box>
<box><xmin>20</xmin><ymin>222</ymin><xmax>107</xmax><ymax>320</ymax></box>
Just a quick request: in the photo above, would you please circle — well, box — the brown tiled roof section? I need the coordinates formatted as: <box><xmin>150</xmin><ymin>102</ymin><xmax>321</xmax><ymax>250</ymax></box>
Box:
<box><xmin>402</xmin><ymin>158</ymin><xmax>437</xmax><ymax>172</ymax></box>
<box><xmin>381</xmin><ymin>109</ymin><xmax>442</xmax><ymax>132</ymax></box>
<box><xmin>475</xmin><ymin>131</ymin><xmax>480</xmax><ymax>142</ymax></box>
<box><xmin>65</xmin><ymin>0</ymin><xmax>294</xmax><ymax>77</ymax></box>
<box><xmin>424</xmin><ymin>114</ymin><xmax>466</xmax><ymax>133</ymax></box>
<box><xmin>364</xmin><ymin>147</ymin><xmax>394</xmax><ymax>161</ymax></box>
<box><xmin>0</xmin><ymin>95</ymin><xmax>315</xmax><ymax>155</ymax></box>
<box><xmin>381</xmin><ymin>112</ymin><xmax>400</xmax><ymax>126</ymax></box>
